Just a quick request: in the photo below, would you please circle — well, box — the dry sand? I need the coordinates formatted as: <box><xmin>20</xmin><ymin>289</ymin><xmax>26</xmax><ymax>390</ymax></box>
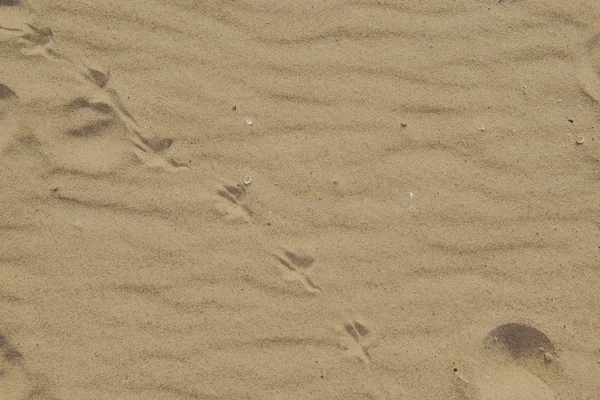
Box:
<box><xmin>1</xmin><ymin>0</ymin><xmax>600</xmax><ymax>398</ymax></box>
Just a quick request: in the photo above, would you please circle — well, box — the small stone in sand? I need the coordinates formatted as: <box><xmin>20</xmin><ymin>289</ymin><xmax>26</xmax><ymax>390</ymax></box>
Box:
<box><xmin>244</xmin><ymin>176</ymin><xmax>252</xmax><ymax>185</ymax></box>
<box><xmin>246</xmin><ymin>117</ymin><xmax>253</xmax><ymax>126</ymax></box>
<box><xmin>576</xmin><ymin>136</ymin><xmax>585</xmax><ymax>144</ymax></box>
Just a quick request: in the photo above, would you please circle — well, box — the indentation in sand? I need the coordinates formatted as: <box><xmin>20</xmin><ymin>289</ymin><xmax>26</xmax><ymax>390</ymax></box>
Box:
<box><xmin>0</xmin><ymin>8</ymin><xmax>186</xmax><ymax>174</ymax></box>
<box><xmin>456</xmin><ymin>323</ymin><xmax>562</xmax><ymax>400</ymax></box>
<box><xmin>272</xmin><ymin>248</ymin><xmax>321</xmax><ymax>294</ymax></box>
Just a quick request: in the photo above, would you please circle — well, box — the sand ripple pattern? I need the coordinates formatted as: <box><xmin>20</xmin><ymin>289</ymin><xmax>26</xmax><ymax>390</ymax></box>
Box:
<box><xmin>1</xmin><ymin>0</ymin><xmax>600</xmax><ymax>399</ymax></box>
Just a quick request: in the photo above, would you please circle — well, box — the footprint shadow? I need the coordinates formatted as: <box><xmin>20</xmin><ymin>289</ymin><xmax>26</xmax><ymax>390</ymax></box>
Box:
<box><xmin>214</xmin><ymin>183</ymin><xmax>254</xmax><ymax>223</ymax></box>
<box><xmin>340</xmin><ymin>320</ymin><xmax>372</xmax><ymax>367</ymax></box>
<box><xmin>455</xmin><ymin>322</ymin><xmax>563</xmax><ymax>400</ymax></box>
<box><xmin>271</xmin><ymin>248</ymin><xmax>321</xmax><ymax>294</ymax></box>
<box><xmin>483</xmin><ymin>322</ymin><xmax>556</xmax><ymax>362</ymax></box>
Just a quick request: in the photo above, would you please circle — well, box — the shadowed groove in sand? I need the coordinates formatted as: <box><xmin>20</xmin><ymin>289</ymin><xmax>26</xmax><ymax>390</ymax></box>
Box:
<box><xmin>0</xmin><ymin>287</ymin><xmax>22</xmax><ymax>303</ymax></box>
<box><xmin>342</xmin><ymin>320</ymin><xmax>372</xmax><ymax>366</ymax></box>
<box><xmin>428</xmin><ymin>239</ymin><xmax>556</xmax><ymax>256</ymax></box>
<box><xmin>0</xmin><ymin>83</ymin><xmax>17</xmax><ymax>99</ymax></box>
<box><xmin>110</xmin><ymin>283</ymin><xmax>165</xmax><ymax>297</ymax></box>
<box><xmin>66</xmin><ymin>118</ymin><xmax>116</xmax><ymax>137</ymax></box>
<box><xmin>217</xmin><ymin>184</ymin><xmax>247</xmax><ymax>206</ymax></box>
<box><xmin>62</xmin><ymin>97</ymin><xmax>113</xmax><ymax>115</ymax></box>
<box><xmin>272</xmin><ymin>248</ymin><xmax>321</xmax><ymax>294</ymax></box>
<box><xmin>122</xmin><ymin>383</ymin><xmax>224</xmax><ymax>400</ymax></box>
<box><xmin>0</xmin><ymin>330</ymin><xmax>23</xmax><ymax>362</ymax></box>
<box><xmin>52</xmin><ymin>4</ymin><xmax>186</xmax><ymax>36</ymax></box>
<box><xmin>214</xmin><ymin>183</ymin><xmax>255</xmax><ymax>223</ymax></box>
<box><xmin>347</xmin><ymin>0</ymin><xmax>475</xmax><ymax>15</ymax></box>
<box><xmin>241</xmin><ymin>274</ymin><xmax>321</xmax><ymax>298</ymax></box>
<box><xmin>208</xmin><ymin>336</ymin><xmax>337</xmax><ymax>351</ymax></box>
<box><xmin>49</xmin><ymin>192</ymin><xmax>175</xmax><ymax>219</ymax></box>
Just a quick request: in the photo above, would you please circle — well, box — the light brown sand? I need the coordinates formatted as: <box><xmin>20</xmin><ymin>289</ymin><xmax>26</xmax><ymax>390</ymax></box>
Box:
<box><xmin>1</xmin><ymin>0</ymin><xmax>600</xmax><ymax>399</ymax></box>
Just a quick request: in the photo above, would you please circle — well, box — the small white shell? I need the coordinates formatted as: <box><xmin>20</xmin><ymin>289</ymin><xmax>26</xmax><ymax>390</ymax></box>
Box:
<box><xmin>246</xmin><ymin>117</ymin><xmax>253</xmax><ymax>126</ymax></box>
<box><xmin>244</xmin><ymin>176</ymin><xmax>252</xmax><ymax>185</ymax></box>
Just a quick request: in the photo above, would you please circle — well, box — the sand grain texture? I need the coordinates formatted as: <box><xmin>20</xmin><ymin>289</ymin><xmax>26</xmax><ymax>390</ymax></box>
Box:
<box><xmin>1</xmin><ymin>0</ymin><xmax>600</xmax><ymax>399</ymax></box>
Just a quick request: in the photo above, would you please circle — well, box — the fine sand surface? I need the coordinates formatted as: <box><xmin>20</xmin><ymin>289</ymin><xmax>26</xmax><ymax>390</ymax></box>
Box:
<box><xmin>1</xmin><ymin>1</ymin><xmax>600</xmax><ymax>398</ymax></box>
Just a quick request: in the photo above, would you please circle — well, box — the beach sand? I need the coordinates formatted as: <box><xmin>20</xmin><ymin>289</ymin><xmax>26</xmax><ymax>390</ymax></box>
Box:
<box><xmin>1</xmin><ymin>0</ymin><xmax>600</xmax><ymax>398</ymax></box>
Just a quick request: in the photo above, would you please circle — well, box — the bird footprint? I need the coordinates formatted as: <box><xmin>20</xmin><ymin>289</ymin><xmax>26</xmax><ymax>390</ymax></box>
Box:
<box><xmin>215</xmin><ymin>183</ymin><xmax>254</xmax><ymax>223</ymax></box>
<box><xmin>272</xmin><ymin>249</ymin><xmax>321</xmax><ymax>294</ymax></box>
<box><xmin>341</xmin><ymin>320</ymin><xmax>372</xmax><ymax>367</ymax></box>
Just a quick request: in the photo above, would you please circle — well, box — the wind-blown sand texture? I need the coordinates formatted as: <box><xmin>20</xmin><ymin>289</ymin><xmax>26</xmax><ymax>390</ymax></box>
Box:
<box><xmin>1</xmin><ymin>1</ymin><xmax>600</xmax><ymax>398</ymax></box>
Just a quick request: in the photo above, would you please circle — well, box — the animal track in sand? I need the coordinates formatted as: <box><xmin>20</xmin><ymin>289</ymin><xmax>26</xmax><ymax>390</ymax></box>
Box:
<box><xmin>337</xmin><ymin>319</ymin><xmax>395</xmax><ymax>399</ymax></box>
<box><xmin>0</xmin><ymin>11</ymin><xmax>186</xmax><ymax>174</ymax></box>
<box><xmin>215</xmin><ymin>183</ymin><xmax>254</xmax><ymax>223</ymax></box>
<box><xmin>0</xmin><ymin>329</ymin><xmax>56</xmax><ymax>399</ymax></box>
<box><xmin>341</xmin><ymin>320</ymin><xmax>372</xmax><ymax>367</ymax></box>
<box><xmin>272</xmin><ymin>248</ymin><xmax>321</xmax><ymax>294</ymax></box>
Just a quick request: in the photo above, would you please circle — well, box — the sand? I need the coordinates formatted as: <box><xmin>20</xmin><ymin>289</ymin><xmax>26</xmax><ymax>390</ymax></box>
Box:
<box><xmin>1</xmin><ymin>0</ymin><xmax>600</xmax><ymax>399</ymax></box>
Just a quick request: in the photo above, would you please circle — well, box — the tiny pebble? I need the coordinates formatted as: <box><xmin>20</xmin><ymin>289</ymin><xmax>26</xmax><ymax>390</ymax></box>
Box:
<box><xmin>246</xmin><ymin>117</ymin><xmax>253</xmax><ymax>126</ymax></box>
<box><xmin>544</xmin><ymin>352</ymin><xmax>554</xmax><ymax>363</ymax></box>
<box><xmin>244</xmin><ymin>176</ymin><xmax>252</xmax><ymax>185</ymax></box>
<box><xmin>409</xmin><ymin>192</ymin><xmax>414</xmax><ymax>200</ymax></box>
<box><xmin>576</xmin><ymin>136</ymin><xmax>585</xmax><ymax>144</ymax></box>
<box><xmin>400</xmin><ymin>122</ymin><xmax>407</xmax><ymax>127</ymax></box>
